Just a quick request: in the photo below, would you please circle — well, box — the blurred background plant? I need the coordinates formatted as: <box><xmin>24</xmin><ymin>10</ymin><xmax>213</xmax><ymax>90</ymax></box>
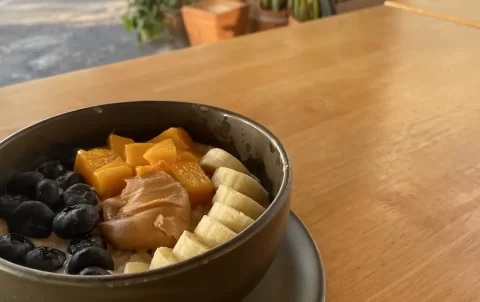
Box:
<box><xmin>259</xmin><ymin>0</ymin><xmax>287</xmax><ymax>11</ymax></box>
<box><xmin>291</xmin><ymin>0</ymin><xmax>320</xmax><ymax>22</ymax></box>
<box><xmin>122</xmin><ymin>0</ymin><xmax>196</xmax><ymax>45</ymax></box>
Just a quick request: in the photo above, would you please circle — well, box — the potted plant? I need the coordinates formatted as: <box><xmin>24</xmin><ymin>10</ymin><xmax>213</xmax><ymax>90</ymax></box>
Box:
<box><xmin>181</xmin><ymin>0</ymin><xmax>249</xmax><ymax>46</ymax></box>
<box><xmin>122</xmin><ymin>0</ymin><xmax>165</xmax><ymax>44</ymax></box>
<box><xmin>249</xmin><ymin>0</ymin><xmax>288</xmax><ymax>32</ymax></box>
<box><xmin>163</xmin><ymin>0</ymin><xmax>192</xmax><ymax>47</ymax></box>
<box><xmin>289</xmin><ymin>0</ymin><xmax>320</xmax><ymax>24</ymax></box>
<box><xmin>122</xmin><ymin>0</ymin><xmax>191</xmax><ymax>47</ymax></box>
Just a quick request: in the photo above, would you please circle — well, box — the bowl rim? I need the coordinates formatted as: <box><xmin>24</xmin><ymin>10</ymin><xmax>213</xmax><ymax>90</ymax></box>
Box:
<box><xmin>0</xmin><ymin>100</ymin><xmax>292</xmax><ymax>286</ymax></box>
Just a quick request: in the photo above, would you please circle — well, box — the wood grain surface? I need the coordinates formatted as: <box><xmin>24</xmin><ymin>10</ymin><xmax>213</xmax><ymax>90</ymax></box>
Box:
<box><xmin>386</xmin><ymin>0</ymin><xmax>480</xmax><ymax>28</ymax></box>
<box><xmin>1</xmin><ymin>6</ymin><xmax>480</xmax><ymax>301</ymax></box>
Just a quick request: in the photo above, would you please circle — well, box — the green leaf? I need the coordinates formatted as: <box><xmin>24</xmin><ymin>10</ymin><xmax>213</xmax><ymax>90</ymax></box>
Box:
<box><xmin>122</xmin><ymin>15</ymin><xmax>134</xmax><ymax>32</ymax></box>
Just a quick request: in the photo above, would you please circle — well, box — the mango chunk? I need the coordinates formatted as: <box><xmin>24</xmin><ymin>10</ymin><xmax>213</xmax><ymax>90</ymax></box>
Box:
<box><xmin>124</xmin><ymin>143</ymin><xmax>155</xmax><ymax>167</ymax></box>
<box><xmin>154</xmin><ymin>161</ymin><xmax>173</xmax><ymax>175</ymax></box>
<box><xmin>74</xmin><ymin>149</ymin><xmax>120</xmax><ymax>186</ymax></box>
<box><xmin>108</xmin><ymin>134</ymin><xmax>134</xmax><ymax>158</ymax></box>
<box><xmin>170</xmin><ymin>162</ymin><xmax>213</xmax><ymax>206</ymax></box>
<box><xmin>135</xmin><ymin>160</ymin><xmax>175</xmax><ymax>177</ymax></box>
<box><xmin>177</xmin><ymin>151</ymin><xmax>198</xmax><ymax>163</ymax></box>
<box><xmin>135</xmin><ymin>165</ymin><xmax>156</xmax><ymax>176</ymax></box>
<box><xmin>143</xmin><ymin>139</ymin><xmax>177</xmax><ymax>165</ymax></box>
<box><xmin>149</xmin><ymin>128</ymin><xmax>194</xmax><ymax>150</ymax></box>
<box><xmin>93</xmin><ymin>161</ymin><xmax>133</xmax><ymax>198</ymax></box>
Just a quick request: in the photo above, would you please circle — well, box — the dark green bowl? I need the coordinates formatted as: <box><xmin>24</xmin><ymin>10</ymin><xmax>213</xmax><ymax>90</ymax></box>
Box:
<box><xmin>0</xmin><ymin>101</ymin><xmax>292</xmax><ymax>302</ymax></box>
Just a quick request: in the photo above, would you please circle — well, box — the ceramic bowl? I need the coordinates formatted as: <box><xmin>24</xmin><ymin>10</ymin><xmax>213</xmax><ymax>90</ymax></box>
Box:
<box><xmin>0</xmin><ymin>101</ymin><xmax>292</xmax><ymax>302</ymax></box>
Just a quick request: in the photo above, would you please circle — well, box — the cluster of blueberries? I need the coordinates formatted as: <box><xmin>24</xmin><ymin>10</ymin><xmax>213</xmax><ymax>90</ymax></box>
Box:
<box><xmin>0</xmin><ymin>160</ymin><xmax>113</xmax><ymax>275</ymax></box>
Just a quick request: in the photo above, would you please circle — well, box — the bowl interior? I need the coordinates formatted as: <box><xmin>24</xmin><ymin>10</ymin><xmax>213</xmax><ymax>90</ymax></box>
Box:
<box><xmin>0</xmin><ymin>101</ymin><xmax>291</xmax><ymax>282</ymax></box>
<box><xmin>0</xmin><ymin>101</ymin><xmax>287</xmax><ymax>199</ymax></box>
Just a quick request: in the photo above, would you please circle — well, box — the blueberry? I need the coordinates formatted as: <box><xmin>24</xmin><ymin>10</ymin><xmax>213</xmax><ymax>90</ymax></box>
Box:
<box><xmin>0</xmin><ymin>233</ymin><xmax>35</xmax><ymax>265</ymax></box>
<box><xmin>52</xmin><ymin>204</ymin><xmax>99</xmax><ymax>239</ymax></box>
<box><xmin>24</xmin><ymin>247</ymin><xmax>66</xmax><ymax>272</ymax></box>
<box><xmin>67</xmin><ymin>235</ymin><xmax>107</xmax><ymax>255</ymax></box>
<box><xmin>35</xmin><ymin>179</ymin><xmax>61</xmax><ymax>209</ymax></box>
<box><xmin>6</xmin><ymin>172</ymin><xmax>45</xmax><ymax>199</ymax></box>
<box><xmin>55</xmin><ymin>171</ymin><xmax>82</xmax><ymax>190</ymax></box>
<box><xmin>8</xmin><ymin>201</ymin><xmax>55</xmax><ymax>239</ymax></box>
<box><xmin>0</xmin><ymin>195</ymin><xmax>28</xmax><ymax>221</ymax></box>
<box><xmin>66</xmin><ymin>247</ymin><xmax>114</xmax><ymax>275</ymax></box>
<box><xmin>36</xmin><ymin>161</ymin><xmax>66</xmax><ymax>180</ymax></box>
<box><xmin>79</xmin><ymin>266</ymin><xmax>111</xmax><ymax>276</ymax></box>
<box><xmin>63</xmin><ymin>184</ymin><xmax>99</xmax><ymax>207</ymax></box>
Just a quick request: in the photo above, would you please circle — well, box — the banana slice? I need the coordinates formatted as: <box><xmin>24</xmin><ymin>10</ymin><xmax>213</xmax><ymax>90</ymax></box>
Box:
<box><xmin>172</xmin><ymin>231</ymin><xmax>210</xmax><ymax>261</ymax></box>
<box><xmin>212</xmin><ymin>185</ymin><xmax>265</xmax><ymax>219</ymax></box>
<box><xmin>124</xmin><ymin>262</ymin><xmax>150</xmax><ymax>274</ymax></box>
<box><xmin>208</xmin><ymin>202</ymin><xmax>254</xmax><ymax>233</ymax></box>
<box><xmin>200</xmin><ymin>148</ymin><xmax>250</xmax><ymax>175</ymax></box>
<box><xmin>129</xmin><ymin>252</ymin><xmax>152</xmax><ymax>264</ymax></box>
<box><xmin>150</xmin><ymin>247</ymin><xmax>179</xmax><ymax>269</ymax></box>
<box><xmin>211</xmin><ymin>167</ymin><xmax>269</xmax><ymax>206</ymax></box>
<box><xmin>194</xmin><ymin>215</ymin><xmax>236</xmax><ymax>248</ymax></box>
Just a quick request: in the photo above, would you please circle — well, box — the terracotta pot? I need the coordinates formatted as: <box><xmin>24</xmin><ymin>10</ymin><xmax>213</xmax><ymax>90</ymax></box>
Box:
<box><xmin>181</xmin><ymin>0</ymin><xmax>249</xmax><ymax>46</ymax></box>
<box><xmin>249</xmin><ymin>4</ymin><xmax>288</xmax><ymax>32</ymax></box>
<box><xmin>164</xmin><ymin>8</ymin><xmax>190</xmax><ymax>48</ymax></box>
<box><xmin>288</xmin><ymin>15</ymin><xmax>300</xmax><ymax>25</ymax></box>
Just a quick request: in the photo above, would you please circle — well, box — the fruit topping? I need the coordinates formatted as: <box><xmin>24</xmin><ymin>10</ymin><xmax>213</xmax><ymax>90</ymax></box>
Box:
<box><xmin>135</xmin><ymin>165</ymin><xmax>157</xmax><ymax>176</ymax></box>
<box><xmin>211</xmin><ymin>167</ymin><xmax>269</xmax><ymax>206</ymax></box>
<box><xmin>36</xmin><ymin>161</ymin><xmax>66</xmax><ymax>180</ymax></box>
<box><xmin>8</xmin><ymin>201</ymin><xmax>55</xmax><ymax>239</ymax></box>
<box><xmin>99</xmin><ymin>172</ymin><xmax>190</xmax><ymax>249</ymax></box>
<box><xmin>124</xmin><ymin>143</ymin><xmax>155</xmax><ymax>167</ymax></box>
<box><xmin>63</xmin><ymin>183</ymin><xmax>100</xmax><ymax>207</ymax></box>
<box><xmin>0</xmin><ymin>127</ymin><xmax>271</xmax><ymax>276</ymax></box>
<box><xmin>107</xmin><ymin>134</ymin><xmax>134</xmax><ymax>158</ymax></box>
<box><xmin>212</xmin><ymin>185</ymin><xmax>265</xmax><ymax>219</ymax></box>
<box><xmin>124</xmin><ymin>261</ymin><xmax>149</xmax><ymax>274</ymax></box>
<box><xmin>169</xmin><ymin>161</ymin><xmax>213</xmax><ymax>206</ymax></box>
<box><xmin>129</xmin><ymin>252</ymin><xmax>152</xmax><ymax>263</ymax></box>
<box><xmin>172</xmin><ymin>231</ymin><xmax>209</xmax><ymax>261</ymax></box>
<box><xmin>92</xmin><ymin>161</ymin><xmax>133</xmax><ymax>198</ymax></box>
<box><xmin>149</xmin><ymin>127</ymin><xmax>194</xmax><ymax>150</ymax></box>
<box><xmin>0</xmin><ymin>233</ymin><xmax>35</xmax><ymax>265</ymax></box>
<box><xmin>176</xmin><ymin>151</ymin><xmax>198</xmax><ymax>163</ymax></box>
<box><xmin>24</xmin><ymin>247</ymin><xmax>66</xmax><ymax>272</ymax></box>
<box><xmin>79</xmin><ymin>266</ymin><xmax>111</xmax><ymax>276</ymax></box>
<box><xmin>207</xmin><ymin>202</ymin><xmax>254</xmax><ymax>233</ymax></box>
<box><xmin>74</xmin><ymin>149</ymin><xmax>120</xmax><ymax>186</ymax></box>
<box><xmin>66</xmin><ymin>246</ymin><xmax>114</xmax><ymax>274</ymax></box>
<box><xmin>150</xmin><ymin>247</ymin><xmax>178</xmax><ymax>269</ymax></box>
<box><xmin>143</xmin><ymin>139</ymin><xmax>177</xmax><ymax>165</ymax></box>
<box><xmin>194</xmin><ymin>215</ymin><xmax>236</xmax><ymax>248</ymax></box>
<box><xmin>6</xmin><ymin>171</ymin><xmax>45</xmax><ymax>199</ymax></box>
<box><xmin>0</xmin><ymin>195</ymin><xmax>28</xmax><ymax>220</ymax></box>
<box><xmin>200</xmin><ymin>148</ymin><xmax>250</xmax><ymax>175</ymax></box>
<box><xmin>55</xmin><ymin>171</ymin><xmax>82</xmax><ymax>190</ymax></box>
<box><xmin>35</xmin><ymin>179</ymin><xmax>62</xmax><ymax>209</ymax></box>
<box><xmin>52</xmin><ymin>204</ymin><xmax>100</xmax><ymax>239</ymax></box>
<box><xmin>67</xmin><ymin>235</ymin><xmax>107</xmax><ymax>255</ymax></box>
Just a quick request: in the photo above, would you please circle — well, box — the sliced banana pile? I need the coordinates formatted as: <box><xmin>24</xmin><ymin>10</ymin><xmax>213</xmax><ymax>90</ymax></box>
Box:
<box><xmin>123</xmin><ymin>148</ymin><xmax>268</xmax><ymax>273</ymax></box>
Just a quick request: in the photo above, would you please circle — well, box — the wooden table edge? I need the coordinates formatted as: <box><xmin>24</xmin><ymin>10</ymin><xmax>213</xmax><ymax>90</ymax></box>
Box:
<box><xmin>384</xmin><ymin>0</ymin><xmax>480</xmax><ymax>29</ymax></box>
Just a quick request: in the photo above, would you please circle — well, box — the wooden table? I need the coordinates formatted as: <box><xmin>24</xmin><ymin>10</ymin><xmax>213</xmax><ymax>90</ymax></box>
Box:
<box><xmin>385</xmin><ymin>0</ymin><xmax>480</xmax><ymax>28</ymax></box>
<box><xmin>2</xmin><ymin>6</ymin><xmax>480</xmax><ymax>301</ymax></box>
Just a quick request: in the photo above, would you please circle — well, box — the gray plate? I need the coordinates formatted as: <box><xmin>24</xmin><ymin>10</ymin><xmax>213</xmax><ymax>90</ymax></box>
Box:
<box><xmin>244</xmin><ymin>212</ymin><xmax>326</xmax><ymax>302</ymax></box>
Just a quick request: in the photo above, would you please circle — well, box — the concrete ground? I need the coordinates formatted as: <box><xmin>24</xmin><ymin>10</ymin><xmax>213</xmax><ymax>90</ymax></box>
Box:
<box><xmin>0</xmin><ymin>0</ymin><xmax>176</xmax><ymax>87</ymax></box>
